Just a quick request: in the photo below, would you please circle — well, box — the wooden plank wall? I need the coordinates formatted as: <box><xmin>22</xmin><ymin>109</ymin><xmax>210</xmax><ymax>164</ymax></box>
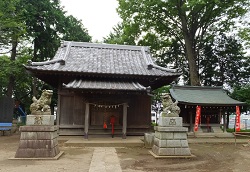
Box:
<box><xmin>58</xmin><ymin>90</ymin><xmax>151</xmax><ymax>135</ymax></box>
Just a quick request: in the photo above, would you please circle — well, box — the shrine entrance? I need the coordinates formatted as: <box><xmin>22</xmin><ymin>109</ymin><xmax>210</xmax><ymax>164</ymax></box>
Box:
<box><xmin>84</xmin><ymin>102</ymin><xmax>128</xmax><ymax>139</ymax></box>
<box><xmin>90</xmin><ymin>104</ymin><xmax>122</xmax><ymax>126</ymax></box>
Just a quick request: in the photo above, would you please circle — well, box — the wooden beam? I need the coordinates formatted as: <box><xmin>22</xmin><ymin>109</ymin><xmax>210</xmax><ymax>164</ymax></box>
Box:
<box><xmin>122</xmin><ymin>103</ymin><xmax>128</xmax><ymax>139</ymax></box>
<box><xmin>84</xmin><ymin>103</ymin><xmax>90</xmax><ymax>139</ymax></box>
<box><xmin>222</xmin><ymin>110</ymin><xmax>226</xmax><ymax>132</ymax></box>
<box><xmin>57</xmin><ymin>88</ymin><xmax>61</xmax><ymax>126</ymax></box>
<box><xmin>189</xmin><ymin>111</ymin><xmax>193</xmax><ymax>132</ymax></box>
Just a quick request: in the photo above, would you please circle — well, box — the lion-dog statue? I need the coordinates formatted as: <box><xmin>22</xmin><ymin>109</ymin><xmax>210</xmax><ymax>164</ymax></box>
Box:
<box><xmin>30</xmin><ymin>90</ymin><xmax>53</xmax><ymax>115</ymax></box>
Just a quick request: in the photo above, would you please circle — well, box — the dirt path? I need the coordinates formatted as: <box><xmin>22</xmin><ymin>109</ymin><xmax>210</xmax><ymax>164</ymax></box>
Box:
<box><xmin>0</xmin><ymin>134</ymin><xmax>250</xmax><ymax>172</ymax></box>
<box><xmin>117</xmin><ymin>143</ymin><xmax>250</xmax><ymax>172</ymax></box>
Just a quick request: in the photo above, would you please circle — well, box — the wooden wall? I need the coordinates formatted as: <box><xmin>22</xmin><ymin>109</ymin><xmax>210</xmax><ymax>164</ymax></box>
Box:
<box><xmin>58</xmin><ymin>89</ymin><xmax>151</xmax><ymax>135</ymax></box>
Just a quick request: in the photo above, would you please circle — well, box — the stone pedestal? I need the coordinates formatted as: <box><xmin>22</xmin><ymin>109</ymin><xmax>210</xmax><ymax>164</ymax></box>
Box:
<box><xmin>26</xmin><ymin>115</ymin><xmax>54</xmax><ymax>125</ymax></box>
<box><xmin>151</xmin><ymin>117</ymin><xmax>191</xmax><ymax>157</ymax></box>
<box><xmin>15</xmin><ymin>115</ymin><xmax>61</xmax><ymax>158</ymax></box>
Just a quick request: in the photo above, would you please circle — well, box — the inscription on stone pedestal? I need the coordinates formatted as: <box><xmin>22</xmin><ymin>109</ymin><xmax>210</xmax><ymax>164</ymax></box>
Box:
<box><xmin>34</xmin><ymin>116</ymin><xmax>43</xmax><ymax>125</ymax></box>
<box><xmin>169</xmin><ymin>118</ymin><xmax>176</xmax><ymax>126</ymax></box>
<box><xmin>26</xmin><ymin>115</ymin><xmax>54</xmax><ymax>126</ymax></box>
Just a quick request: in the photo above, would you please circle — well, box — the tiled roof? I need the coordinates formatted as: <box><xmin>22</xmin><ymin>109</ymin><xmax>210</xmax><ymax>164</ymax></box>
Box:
<box><xmin>63</xmin><ymin>80</ymin><xmax>148</xmax><ymax>92</ymax></box>
<box><xmin>25</xmin><ymin>41</ymin><xmax>180</xmax><ymax>77</ymax></box>
<box><xmin>170</xmin><ymin>85</ymin><xmax>246</xmax><ymax>106</ymax></box>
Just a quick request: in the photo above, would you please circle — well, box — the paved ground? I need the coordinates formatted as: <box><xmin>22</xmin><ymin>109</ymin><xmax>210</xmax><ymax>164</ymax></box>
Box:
<box><xmin>0</xmin><ymin>133</ymin><xmax>250</xmax><ymax>172</ymax></box>
<box><xmin>89</xmin><ymin>147</ymin><xmax>122</xmax><ymax>172</ymax></box>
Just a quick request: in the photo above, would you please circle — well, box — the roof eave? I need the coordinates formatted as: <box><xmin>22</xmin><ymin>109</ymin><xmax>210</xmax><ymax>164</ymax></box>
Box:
<box><xmin>177</xmin><ymin>101</ymin><xmax>247</xmax><ymax>107</ymax></box>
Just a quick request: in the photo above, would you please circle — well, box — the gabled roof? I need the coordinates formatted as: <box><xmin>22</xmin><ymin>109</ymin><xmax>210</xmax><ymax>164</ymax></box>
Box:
<box><xmin>170</xmin><ymin>85</ymin><xmax>245</xmax><ymax>106</ymax></box>
<box><xmin>63</xmin><ymin>80</ymin><xmax>149</xmax><ymax>92</ymax></box>
<box><xmin>25</xmin><ymin>41</ymin><xmax>180</xmax><ymax>78</ymax></box>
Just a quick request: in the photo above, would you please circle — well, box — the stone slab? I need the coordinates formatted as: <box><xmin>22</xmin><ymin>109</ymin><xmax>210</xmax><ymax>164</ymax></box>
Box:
<box><xmin>154</xmin><ymin>138</ymin><xmax>189</xmax><ymax>148</ymax></box>
<box><xmin>154</xmin><ymin>138</ymin><xmax>167</xmax><ymax>147</ymax></box>
<box><xmin>19</xmin><ymin>125</ymin><xmax>59</xmax><ymax>132</ymax></box>
<box><xmin>155</xmin><ymin>131</ymin><xmax>187</xmax><ymax>140</ymax></box>
<box><xmin>144</xmin><ymin>133</ymin><xmax>155</xmax><ymax>148</ymax></box>
<box><xmin>174</xmin><ymin>132</ymin><xmax>187</xmax><ymax>139</ymax></box>
<box><xmin>149</xmin><ymin>150</ymin><xmax>195</xmax><ymax>159</ymax></box>
<box><xmin>180</xmin><ymin>140</ymin><xmax>189</xmax><ymax>147</ymax></box>
<box><xmin>10</xmin><ymin>151</ymin><xmax>64</xmax><ymax>160</ymax></box>
<box><xmin>20</xmin><ymin>131</ymin><xmax>58</xmax><ymax>140</ymax></box>
<box><xmin>15</xmin><ymin>146</ymin><xmax>60</xmax><ymax>158</ymax></box>
<box><xmin>18</xmin><ymin>139</ymin><xmax>58</xmax><ymax>149</ymax></box>
<box><xmin>158</xmin><ymin>117</ymin><xmax>183</xmax><ymax>127</ymax></box>
<box><xmin>26</xmin><ymin>115</ymin><xmax>54</xmax><ymax>125</ymax></box>
<box><xmin>155</xmin><ymin>131</ymin><xmax>173</xmax><ymax>140</ymax></box>
<box><xmin>152</xmin><ymin>145</ymin><xmax>175</xmax><ymax>156</ymax></box>
<box><xmin>175</xmin><ymin>148</ymin><xmax>191</xmax><ymax>156</ymax></box>
<box><xmin>154</xmin><ymin>126</ymin><xmax>188</xmax><ymax>132</ymax></box>
<box><xmin>166</xmin><ymin>140</ymin><xmax>182</xmax><ymax>148</ymax></box>
<box><xmin>152</xmin><ymin>145</ymin><xmax>191</xmax><ymax>156</ymax></box>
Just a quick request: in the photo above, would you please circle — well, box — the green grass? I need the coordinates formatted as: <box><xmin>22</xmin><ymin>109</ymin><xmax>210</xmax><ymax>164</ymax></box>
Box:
<box><xmin>226</xmin><ymin>128</ymin><xmax>250</xmax><ymax>132</ymax></box>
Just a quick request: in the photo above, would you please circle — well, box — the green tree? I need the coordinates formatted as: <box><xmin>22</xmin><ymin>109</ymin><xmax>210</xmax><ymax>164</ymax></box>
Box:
<box><xmin>104</xmin><ymin>23</ymin><xmax>136</xmax><ymax>45</ymax></box>
<box><xmin>19</xmin><ymin>0</ymin><xmax>91</xmax><ymax>95</ymax></box>
<box><xmin>231</xmin><ymin>84</ymin><xmax>250</xmax><ymax>111</ymax></box>
<box><xmin>61</xmin><ymin>15</ymin><xmax>91</xmax><ymax>42</ymax></box>
<box><xmin>0</xmin><ymin>0</ymin><xmax>26</xmax><ymax>99</ymax></box>
<box><xmin>20</xmin><ymin>0</ymin><xmax>65</xmax><ymax>61</ymax></box>
<box><xmin>200</xmin><ymin>34</ymin><xmax>250</xmax><ymax>87</ymax></box>
<box><xmin>0</xmin><ymin>0</ymin><xmax>91</xmax><ymax>104</ymax></box>
<box><xmin>116</xmin><ymin>0</ymin><xmax>250</xmax><ymax>85</ymax></box>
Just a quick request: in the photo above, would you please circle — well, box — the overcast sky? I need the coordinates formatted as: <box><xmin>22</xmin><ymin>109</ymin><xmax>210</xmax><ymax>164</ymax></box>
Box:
<box><xmin>60</xmin><ymin>0</ymin><xmax>121</xmax><ymax>42</ymax></box>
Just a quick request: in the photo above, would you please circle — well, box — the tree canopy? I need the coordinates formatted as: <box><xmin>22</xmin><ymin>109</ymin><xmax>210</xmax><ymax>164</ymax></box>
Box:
<box><xmin>0</xmin><ymin>0</ymin><xmax>91</xmax><ymax>109</ymax></box>
<box><xmin>113</xmin><ymin>0</ymin><xmax>250</xmax><ymax>86</ymax></box>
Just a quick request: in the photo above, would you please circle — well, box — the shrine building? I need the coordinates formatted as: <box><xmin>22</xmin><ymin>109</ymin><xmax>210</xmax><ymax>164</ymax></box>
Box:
<box><xmin>169</xmin><ymin>85</ymin><xmax>246</xmax><ymax>133</ymax></box>
<box><xmin>25</xmin><ymin>41</ymin><xmax>180</xmax><ymax>138</ymax></box>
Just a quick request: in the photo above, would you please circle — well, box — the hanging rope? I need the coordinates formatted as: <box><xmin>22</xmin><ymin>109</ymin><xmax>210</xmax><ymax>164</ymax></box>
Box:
<box><xmin>89</xmin><ymin>103</ymin><xmax>127</xmax><ymax>109</ymax></box>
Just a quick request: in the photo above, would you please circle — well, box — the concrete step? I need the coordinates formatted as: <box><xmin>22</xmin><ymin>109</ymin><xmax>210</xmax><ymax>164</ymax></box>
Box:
<box><xmin>212</xmin><ymin>127</ymin><xmax>223</xmax><ymax>133</ymax></box>
<box><xmin>62</xmin><ymin>136</ymin><xmax>144</xmax><ymax>147</ymax></box>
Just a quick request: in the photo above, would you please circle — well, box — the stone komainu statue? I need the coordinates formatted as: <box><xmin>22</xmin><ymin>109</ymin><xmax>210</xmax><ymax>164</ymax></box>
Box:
<box><xmin>30</xmin><ymin>90</ymin><xmax>53</xmax><ymax>115</ymax></box>
<box><xmin>161</xmin><ymin>93</ymin><xmax>180</xmax><ymax>117</ymax></box>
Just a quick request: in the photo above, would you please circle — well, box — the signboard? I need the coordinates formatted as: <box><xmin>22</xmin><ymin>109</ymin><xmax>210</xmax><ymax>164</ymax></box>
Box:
<box><xmin>0</xmin><ymin>97</ymin><xmax>14</xmax><ymax>122</ymax></box>
<box><xmin>194</xmin><ymin>105</ymin><xmax>201</xmax><ymax>131</ymax></box>
<box><xmin>235</xmin><ymin>106</ymin><xmax>241</xmax><ymax>131</ymax></box>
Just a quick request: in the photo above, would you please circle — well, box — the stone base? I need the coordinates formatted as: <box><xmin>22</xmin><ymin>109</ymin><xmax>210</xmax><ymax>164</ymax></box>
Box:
<box><xmin>151</xmin><ymin>117</ymin><xmax>191</xmax><ymax>157</ymax></box>
<box><xmin>152</xmin><ymin>145</ymin><xmax>191</xmax><ymax>156</ymax></box>
<box><xmin>144</xmin><ymin>133</ymin><xmax>155</xmax><ymax>148</ymax></box>
<box><xmin>158</xmin><ymin>117</ymin><xmax>183</xmax><ymax>127</ymax></box>
<box><xmin>15</xmin><ymin>125</ymin><xmax>60</xmax><ymax>158</ymax></box>
<box><xmin>26</xmin><ymin>115</ymin><xmax>54</xmax><ymax>125</ymax></box>
<box><xmin>10</xmin><ymin>151</ymin><xmax>64</xmax><ymax>160</ymax></box>
<box><xmin>149</xmin><ymin>150</ymin><xmax>195</xmax><ymax>159</ymax></box>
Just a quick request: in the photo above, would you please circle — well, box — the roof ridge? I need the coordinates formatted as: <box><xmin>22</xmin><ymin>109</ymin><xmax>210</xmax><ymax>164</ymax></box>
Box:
<box><xmin>172</xmin><ymin>85</ymin><xmax>223</xmax><ymax>90</ymax></box>
<box><xmin>140</xmin><ymin>47</ymin><xmax>178</xmax><ymax>72</ymax></box>
<box><xmin>26</xmin><ymin>46</ymin><xmax>66</xmax><ymax>66</ymax></box>
<box><xmin>27</xmin><ymin>58</ymin><xmax>65</xmax><ymax>66</ymax></box>
<box><xmin>63</xmin><ymin>41</ymin><xmax>147</xmax><ymax>51</ymax></box>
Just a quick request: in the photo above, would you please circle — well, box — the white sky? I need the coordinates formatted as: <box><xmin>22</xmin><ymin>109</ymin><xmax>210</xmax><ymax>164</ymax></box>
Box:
<box><xmin>60</xmin><ymin>0</ymin><xmax>121</xmax><ymax>42</ymax></box>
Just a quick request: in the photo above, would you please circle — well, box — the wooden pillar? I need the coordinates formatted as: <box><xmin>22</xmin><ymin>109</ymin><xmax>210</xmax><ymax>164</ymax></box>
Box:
<box><xmin>84</xmin><ymin>103</ymin><xmax>90</xmax><ymax>139</ymax></box>
<box><xmin>56</xmin><ymin>91</ymin><xmax>61</xmax><ymax>126</ymax></box>
<box><xmin>226</xmin><ymin>111</ymin><xmax>229</xmax><ymax>129</ymax></box>
<box><xmin>189</xmin><ymin>111</ymin><xmax>193</xmax><ymax>132</ymax></box>
<box><xmin>122</xmin><ymin>103</ymin><xmax>128</xmax><ymax>139</ymax></box>
<box><xmin>222</xmin><ymin>109</ymin><xmax>226</xmax><ymax>132</ymax></box>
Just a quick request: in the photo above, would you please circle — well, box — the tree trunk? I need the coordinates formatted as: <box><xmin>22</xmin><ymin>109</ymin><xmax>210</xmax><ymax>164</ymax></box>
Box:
<box><xmin>32</xmin><ymin>37</ymin><xmax>39</xmax><ymax>97</ymax></box>
<box><xmin>6</xmin><ymin>38</ymin><xmax>18</xmax><ymax>98</ymax></box>
<box><xmin>178</xmin><ymin>2</ymin><xmax>200</xmax><ymax>86</ymax></box>
<box><xmin>184</xmin><ymin>37</ymin><xmax>200</xmax><ymax>86</ymax></box>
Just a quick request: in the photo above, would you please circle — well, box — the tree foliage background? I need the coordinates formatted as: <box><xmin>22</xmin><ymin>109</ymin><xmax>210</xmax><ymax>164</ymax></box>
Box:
<box><xmin>104</xmin><ymin>0</ymin><xmax>250</xmax><ymax>109</ymax></box>
<box><xmin>0</xmin><ymin>0</ymin><xmax>91</xmax><ymax>114</ymax></box>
